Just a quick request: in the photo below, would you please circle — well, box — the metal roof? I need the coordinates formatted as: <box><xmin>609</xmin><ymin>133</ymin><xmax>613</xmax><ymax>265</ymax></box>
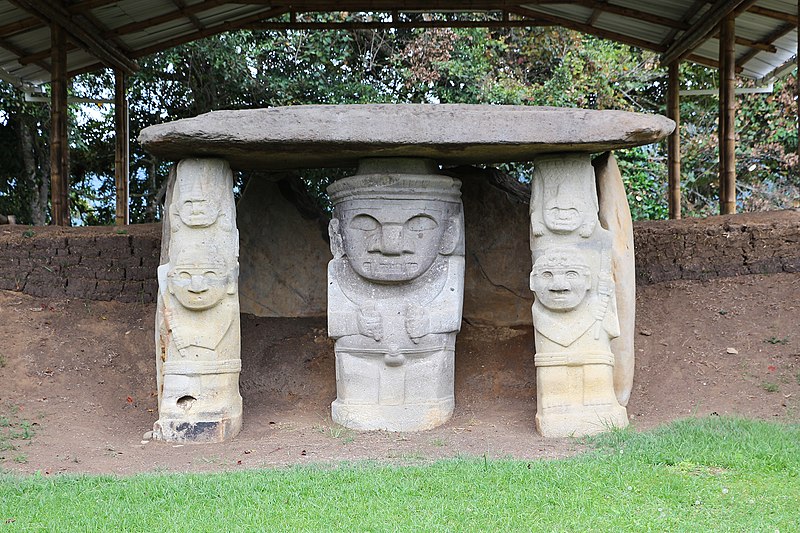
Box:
<box><xmin>1</xmin><ymin>1</ymin><xmax>797</xmax><ymax>88</ymax></box>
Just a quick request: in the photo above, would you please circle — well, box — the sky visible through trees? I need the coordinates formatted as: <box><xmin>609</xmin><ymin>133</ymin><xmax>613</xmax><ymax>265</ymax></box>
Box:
<box><xmin>1</xmin><ymin>22</ymin><xmax>798</xmax><ymax>225</ymax></box>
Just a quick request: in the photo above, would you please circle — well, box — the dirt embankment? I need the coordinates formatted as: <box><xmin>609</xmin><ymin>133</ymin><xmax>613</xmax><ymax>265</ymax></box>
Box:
<box><xmin>0</xmin><ymin>211</ymin><xmax>798</xmax><ymax>475</ymax></box>
<box><xmin>1</xmin><ymin>210</ymin><xmax>798</xmax><ymax>306</ymax></box>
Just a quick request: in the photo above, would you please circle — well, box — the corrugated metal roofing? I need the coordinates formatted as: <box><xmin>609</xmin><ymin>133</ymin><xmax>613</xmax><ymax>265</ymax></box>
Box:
<box><xmin>0</xmin><ymin>1</ymin><xmax>797</xmax><ymax>88</ymax></box>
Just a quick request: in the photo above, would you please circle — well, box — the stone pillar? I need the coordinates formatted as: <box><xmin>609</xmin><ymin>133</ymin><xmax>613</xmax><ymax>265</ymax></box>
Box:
<box><xmin>154</xmin><ymin>158</ymin><xmax>242</xmax><ymax>443</ymax></box>
<box><xmin>529</xmin><ymin>153</ymin><xmax>628</xmax><ymax>437</ymax></box>
<box><xmin>327</xmin><ymin>158</ymin><xmax>465</xmax><ymax>431</ymax></box>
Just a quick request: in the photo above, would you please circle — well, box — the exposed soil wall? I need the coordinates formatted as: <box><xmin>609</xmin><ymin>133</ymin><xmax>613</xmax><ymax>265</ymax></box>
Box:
<box><xmin>1</xmin><ymin>209</ymin><xmax>798</xmax><ymax>308</ymax></box>
<box><xmin>634</xmin><ymin>210</ymin><xmax>800</xmax><ymax>284</ymax></box>
<box><xmin>0</xmin><ymin>224</ymin><xmax>162</xmax><ymax>303</ymax></box>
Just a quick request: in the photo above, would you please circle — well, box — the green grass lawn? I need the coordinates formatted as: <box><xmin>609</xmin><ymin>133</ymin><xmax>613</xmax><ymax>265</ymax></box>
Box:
<box><xmin>1</xmin><ymin>416</ymin><xmax>798</xmax><ymax>531</ymax></box>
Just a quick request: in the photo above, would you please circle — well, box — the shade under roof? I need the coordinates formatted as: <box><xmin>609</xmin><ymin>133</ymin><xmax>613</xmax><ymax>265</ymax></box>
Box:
<box><xmin>0</xmin><ymin>1</ymin><xmax>797</xmax><ymax>88</ymax></box>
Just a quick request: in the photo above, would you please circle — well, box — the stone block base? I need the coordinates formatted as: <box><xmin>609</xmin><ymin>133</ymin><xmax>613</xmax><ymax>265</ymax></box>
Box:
<box><xmin>331</xmin><ymin>398</ymin><xmax>454</xmax><ymax>432</ymax></box>
<box><xmin>153</xmin><ymin>414</ymin><xmax>243</xmax><ymax>444</ymax></box>
<box><xmin>535</xmin><ymin>403</ymin><xmax>628</xmax><ymax>438</ymax></box>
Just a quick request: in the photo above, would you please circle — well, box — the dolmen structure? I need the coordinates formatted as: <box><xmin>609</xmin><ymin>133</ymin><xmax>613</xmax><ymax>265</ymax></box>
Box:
<box><xmin>139</xmin><ymin>104</ymin><xmax>674</xmax><ymax>442</ymax></box>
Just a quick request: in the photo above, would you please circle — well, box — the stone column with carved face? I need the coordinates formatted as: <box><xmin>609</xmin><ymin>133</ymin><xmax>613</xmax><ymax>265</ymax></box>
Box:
<box><xmin>529</xmin><ymin>153</ymin><xmax>628</xmax><ymax>437</ymax></box>
<box><xmin>154</xmin><ymin>158</ymin><xmax>242</xmax><ymax>443</ymax></box>
<box><xmin>327</xmin><ymin>158</ymin><xmax>465</xmax><ymax>431</ymax></box>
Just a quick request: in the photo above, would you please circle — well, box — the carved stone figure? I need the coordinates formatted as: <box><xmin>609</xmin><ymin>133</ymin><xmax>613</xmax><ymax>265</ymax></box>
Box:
<box><xmin>327</xmin><ymin>158</ymin><xmax>465</xmax><ymax>431</ymax></box>
<box><xmin>530</xmin><ymin>153</ymin><xmax>628</xmax><ymax>437</ymax></box>
<box><xmin>594</xmin><ymin>152</ymin><xmax>636</xmax><ymax>406</ymax></box>
<box><xmin>154</xmin><ymin>158</ymin><xmax>242</xmax><ymax>443</ymax></box>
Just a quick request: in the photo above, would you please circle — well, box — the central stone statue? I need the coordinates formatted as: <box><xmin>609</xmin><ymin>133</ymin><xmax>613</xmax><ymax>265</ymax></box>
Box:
<box><xmin>327</xmin><ymin>158</ymin><xmax>465</xmax><ymax>431</ymax></box>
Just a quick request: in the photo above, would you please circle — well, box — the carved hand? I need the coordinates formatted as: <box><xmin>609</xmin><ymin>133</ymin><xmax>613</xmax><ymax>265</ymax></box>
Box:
<box><xmin>579</xmin><ymin>220</ymin><xmax>597</xmax><ymax>238</ymax></box>
<box><xmin>163</xmin><ymin>306</ymin><xmax>187</xmax><ymax>349</ymax></box>
<box><xmin>530</xmin><ymin>218</ymin><xmax>545</xmax><ymax>237</ymax></box>
<box><xmin>597</xmin><ymin>274</ymin><xmax>614</xmax><ymax>298</ymax></box>
<box><xmin>357</xmin><ymin>306</ymin><xmax>383</xmax><ymax>342</ymax></box>
<box><xmin>405</xmin><ymin>304</ymin><xmax>431</xmax><ymax>343</ymax></box>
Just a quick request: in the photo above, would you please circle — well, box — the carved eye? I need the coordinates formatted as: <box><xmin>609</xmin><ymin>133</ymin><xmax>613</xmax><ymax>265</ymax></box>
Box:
<box><xmin>350</xmin><ymin>214</ymin><xmax>380</xmax><ymax>231</ymax></box>
<box><xmin>204</xmin><ymin>270</ymin><xmax>219</xmax><ymax>280</ymax></box>
<box><xmin>566</xmin><ymin>271</ymin><xmax>580</xmax><ymax>280</ymax></box>
<box><xmin>541</xmin><ymin>271</ymin><xmax>553</xmax><ymax>280</ymax></box>
<box><xmin>406</xmin><ymin>215</ymin><xmax>438</xmax><ymax>232</ymax></box>
<box><xmin>178</xmin><ymin>271</ymin><xmax>191</xmax><ymax>280</ymax></box>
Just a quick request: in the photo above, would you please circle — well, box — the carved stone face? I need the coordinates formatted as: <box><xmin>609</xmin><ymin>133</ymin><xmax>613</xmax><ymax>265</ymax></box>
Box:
<box><xmin>178</xmin><ymin>197</ymin><xmax>219</xmax><ymax>228</ymax></box>
<box><xmin>543</xmin><ymin>196</ymin><xmax>583</xmax><ymax>234</ymax></box>
<box><xmin>338</xmin><ymin>200</ymin><xmax>450</xmax><ymax>283</ymax></box>
<box><xmin>173</xmin><ymin>160</ymin><xmax>227</xmax><ymax>228</ymax></box>
<box><xmin>532</xmin><ymin>252</ymin><xmax>591</xmax><ymax>311</ymax></box>
<box><xmin>168</xmin><ymin>261</ymin><xmax>232</xmax><ymax>310</ymax></box>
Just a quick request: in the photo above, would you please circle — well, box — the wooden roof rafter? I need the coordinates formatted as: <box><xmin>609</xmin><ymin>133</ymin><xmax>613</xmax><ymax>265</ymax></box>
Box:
<box><xmin>661</xmin><ymin>0</ymin><xmax>755</xmax><ymax>66</ymax></box>
<box><xmin>68</xmin><ymin>5</ymin><xmax>290</xmax><ymax>78</ymax></box>
<box><xmin>0</xmin><ymin>0</ymin><xmax>118</xmax><ymax>38</ymax></box>
<box><xmin>244</xmin><ymin>9</ymin><xmax>541</xmax><ymax>31</ymax></box>
<box><xmin>0</xmin><ymin>0</ymin><xmax>797</xmax><ymax>87</ymax></box>
<box><xmin>12</xmin><ymin>0</ymin><xmax>138</xmax><ymax>74</ymax></box>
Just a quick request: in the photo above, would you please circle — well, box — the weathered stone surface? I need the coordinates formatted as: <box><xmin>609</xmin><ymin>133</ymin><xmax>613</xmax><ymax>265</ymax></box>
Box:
<box><xmin>139</xmin><ymin>105</ymin><xmax>675</xmax><ymax>170</ymax></box>
<box><xmin>594</xmin><ymin>153</ymin><xmax>636</xmax><ymax>407</ymax></box>
<box><xmin>154</xmin><ymin>158</ymin><xmax>243</xmax><ymax>443</ymax></box>
<box><xmin>327</xmin><ymin>159</ymin><xmax>464</xmax><ymax>431</ymax></box>
<box><xmin>238</xmin><ymin>178</ymin><xmax>330</xmax><ymax>317</ymax></box>
<box><xmin>454</xmin><ymin>166</ymin><xmax>533</xmax><ymax>327</ymax></box>
<box><xmin>530</xmin><ymin>153</ymin><xmax>628</xmax><ymax>437</ymax></box>
<box><xmin>235</xmin><ymin>166</ymin><xmax>534</xmax><ymax>326</ymax></box>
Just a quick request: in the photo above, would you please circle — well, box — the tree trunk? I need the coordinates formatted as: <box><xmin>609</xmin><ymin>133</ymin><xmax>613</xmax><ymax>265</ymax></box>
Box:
<box><xmin>19</xmin><ymin>118</ymin><xmax>48</xmax><ymax>226</ymax></box>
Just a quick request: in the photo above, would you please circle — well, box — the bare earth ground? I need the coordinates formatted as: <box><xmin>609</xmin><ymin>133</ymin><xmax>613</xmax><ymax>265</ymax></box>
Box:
<box><xmin>1</xmin><ymin>272</ymin><xmax>799</xmax><ymax>475</ymax></box>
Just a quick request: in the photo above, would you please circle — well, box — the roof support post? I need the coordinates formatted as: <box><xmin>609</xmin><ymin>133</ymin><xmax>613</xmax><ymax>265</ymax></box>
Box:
<box><xmin>114</xmin><ymin>69</ymin><xmax>129</xmax><ymax>225</ymax></box>
<box><xmin>49</xmin><ymin>23</ymin><xmax>70</xmax><ymax>226</ymax></box>
<box><xmin>719</xmin><ymin>13</ymin><xmax>737</xmax><ymax>215</ymax></box>
<box><xmin>667</xmin><ymin>61</ymin><xmax>682</xmax><ymax>219</ymax></box>
<box><xmin>796</xmin><ymin>0</ymin><xmax>799</xmax><ymax>161</ymax></box>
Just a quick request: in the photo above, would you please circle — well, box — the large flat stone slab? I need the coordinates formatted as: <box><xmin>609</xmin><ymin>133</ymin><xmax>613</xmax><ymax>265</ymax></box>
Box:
<box><xmin>139</xmin><ymin>104</ymin><xmax>674</xmax><ymax>170</ymax></box>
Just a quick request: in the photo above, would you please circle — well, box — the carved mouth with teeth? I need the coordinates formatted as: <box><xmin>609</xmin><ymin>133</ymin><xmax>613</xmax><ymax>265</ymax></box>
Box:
<box><xmin>549</xmin><ymin>288</ymin><xmax>573</xmax><ymax>299</ymax></box>
<box><xmin>362</xmin><ymin>261</ymin><xmax>420</xmax><ymax>279</ymax></box>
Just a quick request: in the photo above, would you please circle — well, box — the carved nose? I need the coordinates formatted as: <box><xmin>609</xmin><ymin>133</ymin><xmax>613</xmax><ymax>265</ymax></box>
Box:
<box><xmin>549</xmin><ymin>274</ymin><xmax>570</xmax><ymax>291</ymax></box>
<box><xmin>189</xmin><ymin>274</ymin><xmax>208</xmax><ymax>293</ymax></box>
<box><xmin>380</xmin><ymin>225</ymin><xmax>404</xmax><ymax>255</ymax></box>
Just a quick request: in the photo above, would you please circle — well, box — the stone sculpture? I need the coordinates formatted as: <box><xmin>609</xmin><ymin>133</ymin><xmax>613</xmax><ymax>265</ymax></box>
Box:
<box><xmin>530</xmin><ymin>154</ymin><xmax>628</xmax><ymax>437</ymax></box>
<box><xmin>154</xmin><ymin>158</ymin><xmax>243</xmax><ymax>443</ymax></box>
<box><xmin>139</xmin><ymin>104</ymin><xmax>673</xmax><ymax>443</ymax></box>
<box><xmin>327</xmin><ymin>158</ymin><xmax>465</xmax><ymax>431</ymax></box>
<box><xmin>594</xmin><ymin>152</ymin><xmax>636</xmax><ymax>406</ymax></box>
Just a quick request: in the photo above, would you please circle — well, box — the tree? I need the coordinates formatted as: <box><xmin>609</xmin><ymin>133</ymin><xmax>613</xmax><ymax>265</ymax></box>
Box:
<box><xmin>1</xmin><ymin>16</ymin><xmax>797</xmax><ymax>224</ymax></box>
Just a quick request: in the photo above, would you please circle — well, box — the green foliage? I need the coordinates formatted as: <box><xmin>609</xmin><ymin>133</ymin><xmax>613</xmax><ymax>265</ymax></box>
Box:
<box><xmin>0</xmin><ymin>403</ymin><xmax>36</xmax><ymax>465</ymax></box>
<box><xmin>616</xmin><ymin>146</ymin><xmax>669</xmax><ymax>220</ymax></box>
<box><xmin>762</xmin><ymin>381</ymin><xmax>780</xmax><ymax>393</ymax></box>
<box><xmin>1</xmin><ymin>417</ymin><xmax>798</xmax><ymax>530</ymax></box>
<box><xmin>0</xmin><ymin>16</ymin><xmax>798</xmax><ymax>223</ymax></box>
